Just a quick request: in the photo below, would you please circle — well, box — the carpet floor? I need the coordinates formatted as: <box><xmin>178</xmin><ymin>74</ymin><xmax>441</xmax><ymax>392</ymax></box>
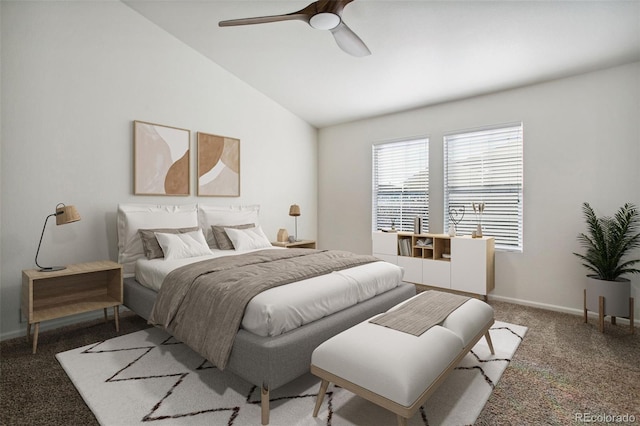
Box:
<box><xmin>2</xmin><ymin>300</ymin><xmax>639</xmax><ymax>425</ymax></box>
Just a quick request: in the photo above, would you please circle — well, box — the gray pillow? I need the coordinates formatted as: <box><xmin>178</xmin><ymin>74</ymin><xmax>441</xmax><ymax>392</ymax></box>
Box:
<box><xmin>139</xmin><ymin>227</ymin><xmax>199</xmax><ymax>259</ymax></box>
<box><xmin>212</xmin><ymin>223</ymin><xmax>255</xmax><ymax>250</ymax></box>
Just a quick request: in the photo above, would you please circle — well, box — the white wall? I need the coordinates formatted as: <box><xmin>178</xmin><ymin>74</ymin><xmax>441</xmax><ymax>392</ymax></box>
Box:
<box><xmin>0</xmin><ymin>1</ymin><xmax>317</xmax><ymax>339</ymax></box>
<box><xmin>318</xmin><ymin>62</ymin><xmax>640</xmax><ymax>318</ymax></box>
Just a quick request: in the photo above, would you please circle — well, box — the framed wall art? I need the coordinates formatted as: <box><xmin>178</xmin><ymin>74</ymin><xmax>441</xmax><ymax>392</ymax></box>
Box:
<box><xmin>134</xmin><ymin>120</ymin><xmax>190</xmax><ymax>196</ymax></box>
<box><xmin>197</xmin><ymin>132</ymin><xmax>240</xmax><ymax>197</ymax></box>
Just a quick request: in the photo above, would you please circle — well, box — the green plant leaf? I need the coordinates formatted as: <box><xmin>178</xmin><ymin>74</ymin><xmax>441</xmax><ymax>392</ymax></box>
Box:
<box><xmin>574</xmin><ymin>202</ymin><xmax>640</xmax><ymax>281</ymax></box>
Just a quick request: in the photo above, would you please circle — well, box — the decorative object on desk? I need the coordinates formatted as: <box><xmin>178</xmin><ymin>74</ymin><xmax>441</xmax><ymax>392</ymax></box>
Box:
<box><xmin>289</xmin><ymin>204</ymin><xmax>301</xmax><ymax>241</ymax></box>
<box><xmin>134</xmin><ymin>120</ymin><xmax>190</xmax><ymax>196</ymax></box>
<box><xmin>197</xmin><ymin>132</ymin><xmax>240</xmax><ymax>197</ymax></box>
<box><xmin>448</xmin><ymin>205</ymin><xmax>465</xmax><ymax>237</ymax></box>
<box><xmin>288</xmin><ymin>235</ymin><xmax>296</xmax><ymax>243</ymax></box>
<box><xmin>276</xmin><ymin>228</ymin><xmax>289</xmax><ymax>243</ymax></box>
<box><xmin>416</xmin><ymin>237</ymin><xmax>433</xmax><ymax>248</ymax></box>
<box><xmin>472</xmin><ymin>202</ymin><xmax>485</xmax><ymax>237</ymax></box>
<box><xmin>413</xmin><ymin>216</ymin><xmax>423</xmax><ymax>234</ymax></box>
<box><xmin>35</xmin><ymin>203</ymin><xmax>81</xmax><ymax>272</ymax></box>
<box><xmin>574</xmin><ymin>202</ymin><xmax>638</xmax><ymax>333</ymax></box>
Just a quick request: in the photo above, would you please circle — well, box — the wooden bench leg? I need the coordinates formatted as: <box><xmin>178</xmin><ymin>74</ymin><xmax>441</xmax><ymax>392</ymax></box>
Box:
<box><xmin>313</xmin><ymin>379</ymin><xmax>330</xmax><ymax>417</ymax></box>
<box><xmin>397</xmin><ymin>414</ymin><xmax>408</xmax><ymax>426</ymax></box>
<box><xmin>485</xmin><ymin>331</ymin><xmax>495</xmax><ymax>355</ymax></box>
<box><xmin>261</xmin><ymin>386</ymin><xmax>269</xmax><ymax>425</ymax></box>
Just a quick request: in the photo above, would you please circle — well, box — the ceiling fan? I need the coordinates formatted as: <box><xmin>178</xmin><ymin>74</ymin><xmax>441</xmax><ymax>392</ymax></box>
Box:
<box><xmin>218</xmin><ymin>0</ymin><xmax>371</xmax><ymax>57</ymax></box>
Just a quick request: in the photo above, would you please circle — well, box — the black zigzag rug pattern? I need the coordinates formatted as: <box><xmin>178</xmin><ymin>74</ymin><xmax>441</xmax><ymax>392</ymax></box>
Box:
<box><xmin>56</xmin><ymin>321</ymin><xmax>527</xmax><ymax>426</ymax></box>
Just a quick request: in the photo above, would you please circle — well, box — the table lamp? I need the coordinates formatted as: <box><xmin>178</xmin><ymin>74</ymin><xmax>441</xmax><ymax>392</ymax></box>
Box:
<box><xmin>35</xmin><ymin>203</ymin><xmax>81</xmax><ymax>271</ymax></box>
<box><xmin>289</xmin><ymin>204</ymin><xmax>301</xmax><ymax>241</ymax></box>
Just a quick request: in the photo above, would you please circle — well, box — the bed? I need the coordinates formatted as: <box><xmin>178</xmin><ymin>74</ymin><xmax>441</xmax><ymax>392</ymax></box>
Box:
<box><xmin>117</xmin><ymin>204</ymin><xmax>415</xmax><ymax>424</ymax></box>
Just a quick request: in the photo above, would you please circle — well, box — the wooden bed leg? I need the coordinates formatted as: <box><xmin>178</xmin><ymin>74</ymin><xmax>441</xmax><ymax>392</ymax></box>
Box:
<box><xmin>397</xmin><ymin>414</ymin><xmax>408</xmax><ymax>426</ymax></box>
<box><xmin>484</xmin><ymin>330</ymin><xmax>495</xmax><ymax>355</ymax></box>
<box><xmin>313</xmin><ymin>379</ymin><xmax>330</xmax><ymax>417</ymax></box>
<box><xmin>261</xmin><ymin>386</ymin><xmax>269</xmax><ymax>425</ymax></box>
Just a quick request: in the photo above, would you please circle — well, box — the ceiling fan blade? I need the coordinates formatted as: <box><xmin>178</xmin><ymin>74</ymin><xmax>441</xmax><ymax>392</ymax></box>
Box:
<box><xmin>219</xmin><ymin>13</ymin><xmax>307</xmax><ymax>27</ymax></box>
<box><xmin>330</xmin><ymin>21</ymin><xmax>371</xmax><ymax>57</ymax></box>
<box><xmin>219</xmin><ymin>0</ymin><xmax>354</xmax><ymax>27</ymax></box>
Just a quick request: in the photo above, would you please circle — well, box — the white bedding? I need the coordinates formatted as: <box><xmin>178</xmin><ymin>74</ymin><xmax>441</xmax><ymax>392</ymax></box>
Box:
<box><xmin>135</xmin><ymin>249</ymin><xmax>404</xmax><ymax>337</ymax></box>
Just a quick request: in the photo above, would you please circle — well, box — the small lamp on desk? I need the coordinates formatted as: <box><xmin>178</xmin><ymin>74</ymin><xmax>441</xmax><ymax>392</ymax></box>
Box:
<box><xmin>35</xmin><ymin>203</ymin><xmax>81</xmax><ymax>272</ymax></box>
<box><xmin>289</xmin><ymin>204</ymin><xmax>301</xmax><ymax>242</ymax></box>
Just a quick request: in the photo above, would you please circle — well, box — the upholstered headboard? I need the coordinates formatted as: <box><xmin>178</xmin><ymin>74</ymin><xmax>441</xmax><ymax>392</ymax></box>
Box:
<box><xmin>116</xmin><ymin>203</ymin><xmax>259</xmax><ymax>277</ymax></box>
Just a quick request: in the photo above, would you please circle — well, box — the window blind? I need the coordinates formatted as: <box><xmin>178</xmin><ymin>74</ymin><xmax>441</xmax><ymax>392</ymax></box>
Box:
<box><xmin>444</xmin><ymin>123</ymin><xmax>523</xmax><ymax>251</ymax></box>
<box><xmin>372</xmin><ymin>138</ymin><xmax>429</xmax><ymax>232</ymax></box>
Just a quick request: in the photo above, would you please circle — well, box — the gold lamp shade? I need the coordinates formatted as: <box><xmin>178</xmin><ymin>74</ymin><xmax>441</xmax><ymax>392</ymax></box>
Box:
<box><xmin>289</xmin><ymin>204</ymin><xmax>301</xmax><ymax>217</ymax></box>
<box><xmin>55</xmin><ymin>204</ymin><xmax>81</xmax><ymax>225</ymax></box>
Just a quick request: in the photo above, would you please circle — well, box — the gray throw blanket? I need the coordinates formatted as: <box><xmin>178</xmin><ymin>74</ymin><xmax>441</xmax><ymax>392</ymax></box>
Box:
<box><xmin>148</xmin><ymin>249</ymin><xmax>379</xmax><ymax>369</ymax></box>
<box><xmin>370</xmin><ymin>290</ymin><xmax>470</xmax><ymax>336</ymax></box>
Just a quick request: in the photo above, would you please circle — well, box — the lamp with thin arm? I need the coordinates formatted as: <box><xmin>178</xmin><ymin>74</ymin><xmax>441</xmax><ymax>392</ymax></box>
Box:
<box><xmin>34</xmin><ymin>203</ymin><xmax>81</xmax><ymax>272</ymax></box>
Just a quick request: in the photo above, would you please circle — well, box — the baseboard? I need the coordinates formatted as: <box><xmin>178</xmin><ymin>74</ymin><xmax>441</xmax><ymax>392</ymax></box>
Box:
<box><xmin>488</xmin><ymin>294</ymin><xmax>640</xmax><ymax>326</ymax></box>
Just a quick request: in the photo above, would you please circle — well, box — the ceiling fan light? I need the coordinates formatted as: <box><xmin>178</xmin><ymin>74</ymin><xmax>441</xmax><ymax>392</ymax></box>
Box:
<box><xmin>309</xmin><ymin>13</ymin><xmax>340</xmax><ymax>30</ymax></box>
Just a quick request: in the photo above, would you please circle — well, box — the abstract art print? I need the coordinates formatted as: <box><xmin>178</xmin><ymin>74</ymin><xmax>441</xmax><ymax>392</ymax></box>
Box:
<box><xmin>134</xmin><ymin>121</ymin><xmax>190</xmax><ymax>196</ymax></box>
<box><xmin>197</xmin><ymin>132</ymin><xmax>240</xmax><ymax>197</ymax></box>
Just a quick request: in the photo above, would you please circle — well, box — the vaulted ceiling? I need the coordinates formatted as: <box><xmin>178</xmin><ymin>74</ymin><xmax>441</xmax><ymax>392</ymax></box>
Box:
<box><xmin>125</xmin><ymin>0</ymin><xmax>640</xmax><ymax>128</ymax></box>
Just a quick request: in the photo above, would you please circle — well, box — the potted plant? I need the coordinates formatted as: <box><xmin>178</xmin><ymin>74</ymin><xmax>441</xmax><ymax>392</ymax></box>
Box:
<box><xmin>574</xmin><ymin>202</ymin><xmax>640</xmax><ymax>319</ymax></box>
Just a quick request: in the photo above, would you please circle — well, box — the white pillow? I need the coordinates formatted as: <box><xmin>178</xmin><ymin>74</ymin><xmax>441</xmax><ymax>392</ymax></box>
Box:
<box><xmin>197</xmin><ymin>204</ymin><xmax>260</xmax><ymax>248</ymax></box>
<box><xmin>117</xmin><ymin>204</ymin><xmax>198</xmax><ymax>276</ymax></box>
<box><xmin>225</xmin><ymin>226</ymin><xmax>272</xmax><ymax>251</ymax></box>
<box><xmin>154</xmin><ymin>229</ymin><xmax>212</xmax><ymax>261</ymax></box>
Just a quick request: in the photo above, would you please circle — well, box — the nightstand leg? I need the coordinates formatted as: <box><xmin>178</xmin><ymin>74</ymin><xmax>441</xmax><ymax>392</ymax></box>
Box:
<box><xmin>26</xmin><ymin>323</ymin><xmax>31</xmax><ymax>342</ymax></box>
<box><xmin>103</xmin><ymin>308</ymin><xmax>108</xmax><ymax>323</ymax></box>
<box><xmin>32</xmin><ymin>323</ymin><xmax>40</xmax><ymax>354</ymax></box>
<box><xmin>114</xmin><ymin>306</ymin><xmax>120</xmax><ymax>332</ymax></box>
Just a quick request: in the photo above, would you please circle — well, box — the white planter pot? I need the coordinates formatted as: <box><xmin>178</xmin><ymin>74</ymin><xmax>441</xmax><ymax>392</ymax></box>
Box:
<box><xmin>585</xmin><ymin>275</ymin><xmax>631</xmax><ymax>317</ymax></box>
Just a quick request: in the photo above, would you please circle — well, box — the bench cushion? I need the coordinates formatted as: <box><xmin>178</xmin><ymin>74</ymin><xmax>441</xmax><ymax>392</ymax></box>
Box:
<box><xmin>312</xmin><ymin>322</ymin><xmax>463</xmax><ymax>407</ymax></box>
<box><xmin>311</xmin><ymin>296</ymin><xmax>495</xmax><ymax>408</ymax></box>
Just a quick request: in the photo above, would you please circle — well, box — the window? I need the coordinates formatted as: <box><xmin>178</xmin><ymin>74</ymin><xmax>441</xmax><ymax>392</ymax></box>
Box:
<box><xmin>372</xmin><ymin>138</ymin><xmax>429</xmax><ymax>232</ymax></box>
<box><xmin>444</xmin><ymin>123</ymin><xmax>523</xmax><ymax>251</ymax></box>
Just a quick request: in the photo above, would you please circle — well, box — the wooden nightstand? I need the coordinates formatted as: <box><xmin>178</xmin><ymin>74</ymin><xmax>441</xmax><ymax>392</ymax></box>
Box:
<box><xmin>271</xmin><ymin>240</ymin><xmax>317</xmax><ymax>249</ymax></box>
<box><xmin>21</xmin><ymin>260</ymin><xmax>123</xmax><ymax>354</ymax></box>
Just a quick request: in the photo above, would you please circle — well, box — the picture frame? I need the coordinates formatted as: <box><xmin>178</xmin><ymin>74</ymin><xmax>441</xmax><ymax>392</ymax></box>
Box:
<box><xmin>197</xmin><ymin>132</ymin><xmax>240</xmax><ymax>197</ymax></box>
<box><xmin>134</xmin><ymin>120</ymin><xmax>191</xmax><ymax>196</ymax></box>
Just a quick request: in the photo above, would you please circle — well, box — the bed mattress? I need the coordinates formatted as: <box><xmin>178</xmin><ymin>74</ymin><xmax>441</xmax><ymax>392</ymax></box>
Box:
<box><xmin>136</xmin><ymin>249</ymin><xmax>405</xmax><ymax>337</ymax></box>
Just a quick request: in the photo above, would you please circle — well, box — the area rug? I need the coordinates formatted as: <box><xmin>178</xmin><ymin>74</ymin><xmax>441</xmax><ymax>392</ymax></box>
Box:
<box><xmin>56</xmin><ymin>321</ymin><xmax>526</xmax><ymax>425</ymax></box>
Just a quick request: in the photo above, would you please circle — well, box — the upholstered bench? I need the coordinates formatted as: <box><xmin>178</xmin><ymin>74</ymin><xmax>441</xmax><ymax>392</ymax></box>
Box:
<box><xmin>310</xmin><ymin>291</ymin><xmax>495</xmax><ymax>426</ymax></box>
